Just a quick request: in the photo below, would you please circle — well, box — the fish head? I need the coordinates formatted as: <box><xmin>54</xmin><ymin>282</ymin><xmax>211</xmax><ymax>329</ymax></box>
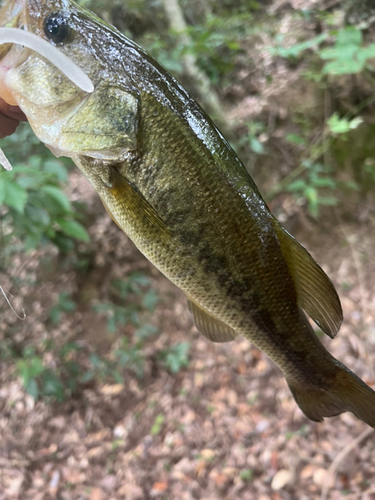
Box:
<box><xmin>0</xmin><ymin>0</ymin><xmax>139</xmax><ymax>161</ymax></box>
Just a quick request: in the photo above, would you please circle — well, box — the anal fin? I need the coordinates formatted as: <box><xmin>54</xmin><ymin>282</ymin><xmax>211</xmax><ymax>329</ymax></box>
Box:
<box><xmin>187</xmin><ymin>298</ymin><xmax>238</xmax><ymax>343</ymax></box>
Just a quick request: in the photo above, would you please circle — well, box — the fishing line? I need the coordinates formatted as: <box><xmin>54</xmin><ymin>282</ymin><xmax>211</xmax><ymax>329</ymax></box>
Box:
<box><xmin>0</xmin><ymin>28</ymin><xmax>94</xmax><ymax>93</ymax></box>
<box><xmin>0</xmin><ymin>27</ymin><xmax>95</xmax><ymax>170</ymax></box>
<box><xmin>0</xmin><ymin>284</ymin><xmax>26</xmax><ymax>320</ymax></box>
<box><xmin>0</xmin><ymin>147</ymin><xmax>12</xmax><ymax>170</ymax></box>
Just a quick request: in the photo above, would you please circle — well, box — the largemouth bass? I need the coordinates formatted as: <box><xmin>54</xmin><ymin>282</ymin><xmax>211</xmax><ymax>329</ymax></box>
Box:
<box><xmin>1</xmin><ymin>0</ymin><xmax>375</xmax><ymax>427</ymax></box>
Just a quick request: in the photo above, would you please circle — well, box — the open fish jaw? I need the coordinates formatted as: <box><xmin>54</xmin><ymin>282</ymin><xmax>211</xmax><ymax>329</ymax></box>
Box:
<box><xmin>0</xmin><ymin>0</ymin><xmax>94</xmax><ymax>169</ymax></box>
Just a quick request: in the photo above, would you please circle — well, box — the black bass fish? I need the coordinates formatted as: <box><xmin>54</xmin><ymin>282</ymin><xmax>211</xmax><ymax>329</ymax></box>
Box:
<box><xmin>0</xmin><ymin>0</ymin><xmax>374</xmax><ymax>427</ymax></box>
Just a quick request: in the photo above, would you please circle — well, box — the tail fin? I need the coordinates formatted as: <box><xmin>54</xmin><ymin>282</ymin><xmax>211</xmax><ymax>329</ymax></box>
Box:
<box><xmin>288</xmin><ymin>366</ymin><xmax>375</xmax><ymax>427</ymax></box>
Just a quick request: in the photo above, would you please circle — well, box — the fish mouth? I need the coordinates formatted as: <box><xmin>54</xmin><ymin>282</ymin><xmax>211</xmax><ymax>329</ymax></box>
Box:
<box><xmin>0</xmin><ymin>0</ymin><xmax>25</xmax><ymax>61</ymax></box>
<box><xmin>0</xmin><ymin>0</ymin><xmax>25</xmax><ymax>171</ymax></box>
<box><xmin>0</xmin><ymin>0</ymin><xmax>94</xmax><ymax>96</ymax></box>
<box><xmin>0</xmin><ymin>0</ymin><xmax>94</xmax><ymax>170</ymax></box>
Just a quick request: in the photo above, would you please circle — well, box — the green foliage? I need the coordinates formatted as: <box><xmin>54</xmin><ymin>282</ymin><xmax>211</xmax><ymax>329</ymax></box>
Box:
<box><xmin>16</xmin><ymin>343</ymin><xmax>80</xmax><ymax>401</ymax></box>
<box><xmin>14</xmin><ymin>270</ymin><xmax>188</xmax><ymax>401</ymax></box>
<box><xmin>113</xmin><ymin>336</ymin><xmax>148</xmax><ymax>379</ymax></box>
<box><xmin>237</xmin><ymin>121</ymin><xmax>266</xmax><ymax>155</ymax></box>
<box><xmin>287</xmin><ymin>161</ymin><xmax>337</xmax><ymax>218</ymax></box>
<box><xmin>150</xmin><ymin>413</ymin><xmax>165</xmax><ymax>436</ymax></box>
<box><xmin>80</xmin><ymin>352</ymin><xmax>124</xmax><ymax>385</ymax></box>
<box><xmin>1</xmin><ymin>125</ymin><xmax>89</xmax><ymax>252</ymax></box>
<box><xmin>272</xmin><ymin>26</ymin><xmax>375</xmax><ymax>77</ymax></box>
<box><xmin>239</xmin><ymin>469</ymin><xmax>253</xmax><ymax>482</ymax></box>
<box><xmin>327</xmin><ymin>113</ymin><xmax>363</xmax><ymax>135</ymax></box>
<box><xmin>143</xmin><ymin>13</ymin><xmax>244</xmax><ymax>84</ymax></box>
<box><xmin>270</xmin><ymin>33</ymin><xmax>328</xmax><ymax>60</ymax></box>
<box><xmin>158</xmin><ymin>341</ymin><xmax>191</xmax><ymax>374</ymax></box>
<box><xmin>267</xmin><ymin>24</ymin><xmax>374</xmax><ymax>215</ymax></box>
<box><xmin>320</xmin><ymin>27</ymin><xmax>375</xmax><ymax>75</ymax></box>
<box><xmin>93</xmin><ymin>273</ymin><xmax>159</xmax><ymax>332</ymax></box>
<box><xmin>49</xmin><ymin>292</ymin><xmax>77</xmax><ymax>325</ymax></box>
<box><xmin>271</xmin><ymin>26</ymin><xmax>375</xmax><ymax>75</ymax></box>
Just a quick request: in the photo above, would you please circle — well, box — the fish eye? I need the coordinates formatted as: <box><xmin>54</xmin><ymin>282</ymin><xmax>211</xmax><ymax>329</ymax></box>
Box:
<box><xmin>43</xmin><ymin>12</ymin><xmax>74</xmax><ymax>45</ymax></box>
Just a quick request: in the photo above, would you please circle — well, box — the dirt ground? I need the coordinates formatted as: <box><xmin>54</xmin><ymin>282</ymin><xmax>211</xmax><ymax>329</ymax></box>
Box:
<box><xmin>1</xmin><ymin>172</ymin><xmax>375</xmax><ymax>500</ymax></box>
<box><xmin>2</xmin><ymin>0</ymin><xmax>375</xmax><ymax>499</ymax></box>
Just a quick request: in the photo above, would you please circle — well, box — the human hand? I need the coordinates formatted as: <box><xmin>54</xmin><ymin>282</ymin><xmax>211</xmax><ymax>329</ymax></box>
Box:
<box><xmin>0</xmin><ymin>98</ymin><xmax>27</xmax><ymax>138</ymax></box>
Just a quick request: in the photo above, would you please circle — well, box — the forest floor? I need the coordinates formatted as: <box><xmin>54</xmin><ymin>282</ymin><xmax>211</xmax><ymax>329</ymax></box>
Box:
<box><xmin>1</xmin><ymin>175</ymin><xmax>375</xmax><ymax>500</ymax></box>
<box><xmin>2</xmin><ymin>0</ymin><xmax>375</xmax><ymax>499</ymax></box>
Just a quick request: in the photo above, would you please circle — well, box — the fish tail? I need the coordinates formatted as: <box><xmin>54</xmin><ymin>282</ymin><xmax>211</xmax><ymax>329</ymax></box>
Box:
<box><xmin>288</xmin><ymin>365</ymin><xmax>375</xmax><ymax>427</ymax></box>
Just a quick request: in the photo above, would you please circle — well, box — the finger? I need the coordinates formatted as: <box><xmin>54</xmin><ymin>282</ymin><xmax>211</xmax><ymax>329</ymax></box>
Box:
<box><xmin>0</xmin><ymin>112</ymin><xmax>21</xmax><ymax>138</ymax></box>
<box><xmin>0</xmin><ymin>99</ymin><xmax>27</xmax><ymax>121</ymax></box>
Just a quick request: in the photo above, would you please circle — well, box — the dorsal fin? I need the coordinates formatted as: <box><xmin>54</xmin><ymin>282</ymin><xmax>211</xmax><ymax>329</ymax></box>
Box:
<box><xmin>187</xmin><ymin>298</ymin><xmax>238</xmax><ymax>343</ymax></box>
<box><xmin>276</xmin><ymin>225</ymin><xmax>343</xmax><ymax>338</ymax></box>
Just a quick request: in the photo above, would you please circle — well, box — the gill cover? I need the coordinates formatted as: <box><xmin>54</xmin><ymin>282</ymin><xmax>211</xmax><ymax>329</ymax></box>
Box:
<box><xmin>0</xmin><ymin>0</ymin><xmax>140</xmax><ymax>163</ymax></box>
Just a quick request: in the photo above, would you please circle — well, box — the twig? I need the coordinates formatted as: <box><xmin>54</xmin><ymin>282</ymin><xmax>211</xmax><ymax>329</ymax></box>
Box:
<box><xmin>321</xmin><ymin>427</ymin><xmax>374</xmax><ymax>500</ymax></box>
<box><xmin>161</xmin><ymin>0</ymin><xmax>228</xmax><ymax>132</ymax></box>
<box><xmin>323</xmin><ymin>88</ymin><xmax>332</xmax><ymax>171</ymax></box>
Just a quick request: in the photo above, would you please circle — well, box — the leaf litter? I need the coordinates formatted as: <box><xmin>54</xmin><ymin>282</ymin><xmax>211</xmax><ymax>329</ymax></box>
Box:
<box><xmin>2</xmin><ymin>1</ymin><xmax>375</xmax><ymax>499</ymax></box>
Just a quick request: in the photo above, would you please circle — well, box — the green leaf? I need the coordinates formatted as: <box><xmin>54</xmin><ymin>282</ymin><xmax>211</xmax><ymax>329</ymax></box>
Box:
<box><xmin>135</xmin><ymin>324</ymin><xmax>158</xmax><ymax>341</ymax></box>
<box><xmin>285</xmin><ymin>134</ymin><xmax>306</xmax><ymax>146</ymax></box>
<box><xmin>0</xmin><ymin>181</ymin><xmax>5</xmax><ymax>204</ymax></box>
<box><xmin>327</xmin><ymin>113</ymin><xmax>363</xmax><ymax>134</ymax></box>
<box><xmin>323</xmin><ymin>59</ymin><xmax>364</xmax><ymax>75</ymax></box>
<box><xmin>25</xmin><ymin>205</ymin><xmax>51</xmax><ymax>226</ymax></box>
<box><xmin>130</xmin><ymin>273</ymin><xmax>151</xmax><ymax>287</ymax></box>
<box><xmin>15</xmin><ymin>176</ymin><xmax>41</xmax><ymax>190</ymax></box>
<box><xmin>151</xmin><ymin>414</ymin><xmax>165</xmax><ymax>436</ymax></box>
<box><xmin>58</xmin><ymin>292</ymin><xmax>76</xmax><ymax>312</ymax></box>
<box><xmin>55</xmin><ymin>218</ymin><xmax>90</xmax><ymax>242</ymax></box>
<box><xmin>272</xmin><ymin>33</ymin><xmax>327</xmax><ymax>59</ymax></box>
<box><xmin>337</xmin><ymin>27</ymin><xmax>362</xmax><ymax>47</ymax></box>
<box><xmin>4</xmin><ymin>181</ymin><xmax>28</xmax><ymax>213</ymax></box>
<box><xmin>80</xmin><ymin>370</ymin><xmax>94</xmax><ymax>383</ymax></box>
<box><xmin>160</xmin><ymin>342</ymin><xmax>190</xmax><ymax>373</ymax></box>
<box><xmin>42</xmin><ymin>185</ymin><xmax>71</xmax><ymax>213</ymax></box>
<box><xmin>142</xmin><ymin>290</ymin><xmax>159</xmax><ymax>311</ymax></box>
<box><xmin>26</xmin><ymin>378</ymin><xmax>39</xmax><ymax>399</ymax></box>
<box><xmin>41</xmin><ymin>372</ymin><xmax>65</xmax><ymax>400</ymax></box>
<box><xmin>240</xmin><ymin>469</ymin><xmax>253</xmax><ymax>482</ymax></box>
<box><xmin>312</xmin><ymin>177</ymin><xmax>336</xmax><ymax>188</ymax></box>
<box><xmin>287</xmin><ymin>180</ymin><xmax>307</xmax><ymax>192</ymax></box>
<box><xmin>42</xmin><ymin>160</ymin><xmax>69</xmax><ymax>183</ymax></box>
<box><xmin>49</xmin><ymin>306</ymin><xmax>61</xmax><ymax>325</ymax></box>
<box><xmin>320</xmin><ymin>45</ymin><xmax>357</xmax><ymax>61</ymax></box>
<box><xmin>250</xmin><ymin>137</ymin><xmax>264</xmax><ymax>155</ymax></box>
<box><xmin>29</xmin><ymin>357</ymin><xmax>45</xmax><ymax>378</ymax></box>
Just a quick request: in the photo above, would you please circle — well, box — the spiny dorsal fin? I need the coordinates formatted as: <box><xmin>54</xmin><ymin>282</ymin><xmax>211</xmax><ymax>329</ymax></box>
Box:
<box><xmin>276</xmin><ymin>225</ymin><xmax>343</xmax><ymax>339</ymax></box>
<box><xmin>187</xmin><ymin>298</ymin><xmax>238</xmax><ymax>343</ymax></box>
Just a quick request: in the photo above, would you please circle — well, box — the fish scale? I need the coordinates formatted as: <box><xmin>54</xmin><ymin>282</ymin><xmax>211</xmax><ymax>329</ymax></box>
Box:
<box><xmin>76</xmin><ymin>95</ymin><xmax>338</xmax><ymax>388</ymax></box>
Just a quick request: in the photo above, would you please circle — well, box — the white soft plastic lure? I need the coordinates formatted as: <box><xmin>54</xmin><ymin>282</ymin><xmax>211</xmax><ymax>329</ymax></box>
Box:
<box><xmin>0</xmin><ymin>27</ymin><xmax>94</xmax><ymax>170</ymax></box>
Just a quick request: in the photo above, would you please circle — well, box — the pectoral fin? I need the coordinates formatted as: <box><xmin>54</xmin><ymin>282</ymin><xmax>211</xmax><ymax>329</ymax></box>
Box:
<box><xmin>277</xmin><ymin>225</ymin><xmax>343</xmax><ymax>339</ymax></box>
<box><xmin>107</xmin><ymin>168</ymin><xmax>170</xmax><ymax>237</ymax></box>
<box><xmin>187</xmin><ymin>298</ymin><xmax>238</xmax><ymax>343</ymax></box>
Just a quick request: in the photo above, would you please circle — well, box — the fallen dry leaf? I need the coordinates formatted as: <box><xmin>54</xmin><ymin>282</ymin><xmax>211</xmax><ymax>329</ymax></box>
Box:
<box><xmin>271</xmin><ymin>469</ymin><xmax>294</xmax><ymax>490</ymax></box>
